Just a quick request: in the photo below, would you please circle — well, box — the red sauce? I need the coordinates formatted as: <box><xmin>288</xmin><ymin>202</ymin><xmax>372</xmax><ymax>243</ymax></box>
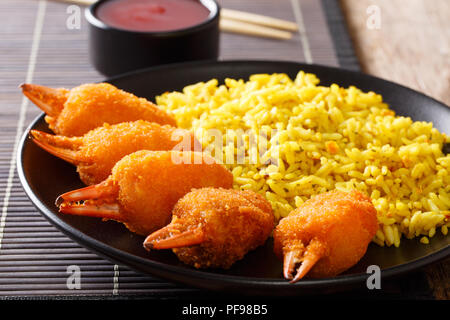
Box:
<box><xmin>96</xmin><ymin>0</ymin><xmax>211</xmax><ymax>32</ymax></box>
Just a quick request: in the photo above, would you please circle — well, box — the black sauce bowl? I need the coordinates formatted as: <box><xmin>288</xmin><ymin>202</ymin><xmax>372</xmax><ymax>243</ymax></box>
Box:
<box><xmin>85</xmin><ymin>0</ymin><xmax>220</xmax><ymax>77</ymax></box>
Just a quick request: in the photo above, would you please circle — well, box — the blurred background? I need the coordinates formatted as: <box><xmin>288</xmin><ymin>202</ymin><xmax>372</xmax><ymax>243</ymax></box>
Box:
<box><xmin>341</xmin><ymin>0</ymin><xmax>450</xmax><ymax>106</ymax></box>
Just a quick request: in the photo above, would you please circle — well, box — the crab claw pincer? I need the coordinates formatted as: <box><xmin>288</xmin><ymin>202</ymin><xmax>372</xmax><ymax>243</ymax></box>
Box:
<box><xmin>273</xmin><ymin>190</ymin><xmax>378</xmax><ymax>283</ymax></box>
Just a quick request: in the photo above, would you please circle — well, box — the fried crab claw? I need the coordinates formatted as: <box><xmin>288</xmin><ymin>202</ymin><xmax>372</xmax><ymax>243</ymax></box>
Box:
<box><xmin>56</xmin><ymin>150</ymin><xmax>234</xmax><ymax>236</ymax></box>
<box><xmin>273</xmin><ymin>190</ymin><xmax>378</xmax><ymax>283</ymax></box>
<box><xmin>144</xmin><ymin>188</ymin><xmax>274</xmax><ymax>269</ymax></box>
<box><xmin>29</xmin><ymin>120</ymin><xmax>200</xmax><ymax>185</ymax></box>
<box><xmin>21</xmin><ymin>82</ymin><xmax>176</xmax><ymax>137</ymax></box>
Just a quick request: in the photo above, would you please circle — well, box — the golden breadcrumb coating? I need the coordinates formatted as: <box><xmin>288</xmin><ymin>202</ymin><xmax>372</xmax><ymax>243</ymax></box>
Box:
<box><xmin>79</xmin><ymin>121</ymin><xmax>198</xmax><ymax>185</ymax></box>
<box><xmin>168</xmin><ymin>188</ymin><xmax>274</xmax><ymax>269</ymax></box>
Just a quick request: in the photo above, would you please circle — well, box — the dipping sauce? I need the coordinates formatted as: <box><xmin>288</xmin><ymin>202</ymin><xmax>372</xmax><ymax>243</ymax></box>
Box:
<box><xmin>96</xmin><ymin>0</ymin><xmax>211</xmax><ymax>32</ymax></box>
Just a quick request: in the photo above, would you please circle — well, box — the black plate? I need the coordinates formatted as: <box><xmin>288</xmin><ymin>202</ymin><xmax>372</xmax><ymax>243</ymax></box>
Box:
<box><xmin>17</xmin><ymin>60</ymin><xmax>450</xmax><ymax>296</ymax></box>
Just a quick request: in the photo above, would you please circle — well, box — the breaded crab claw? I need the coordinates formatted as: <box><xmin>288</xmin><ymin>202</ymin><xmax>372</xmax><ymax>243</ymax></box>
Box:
<box><xmin>30</xmin><ymin>120</ymin><xmax>199</xmax><ymax>185</ymax></box>
<box><xmin>56</xmin><ymin>151</ymin><xmax>233</xmax><ymax>235</ymax></box>
<box><xmin>273</xmin><ymin>190</ymin><xmax>378</xmax><ymax>283</ymax></box>
<box><xmin>144</xmin><ymin>187</ymin><xmax>274</xmax><ymax>269</ymax></box>
<box><xmin>21</xmin><ymin>82</ymin><xmax>176</xmax><ymax>136</ymax></box>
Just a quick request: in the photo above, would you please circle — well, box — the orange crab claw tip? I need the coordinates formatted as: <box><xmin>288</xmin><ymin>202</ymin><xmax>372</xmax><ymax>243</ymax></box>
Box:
<box><xmin>58</xmin><ymin>202</ymin><xmax>122</xmax><ymax>220</ymax></box>
<box><xmin>58</xmin><ymin>181</ymin><xmax>118</xmax><ymax>202</ymax></box>
<box><xmin>143</xmin><ymin>225</ymin><xmax>172</xmax><ymax>250</ymax></box>
<box><xmin>144</xmin><ymin>227</ymin><xmax>205</xmax><ymax>250</ymax></box>
<box><xmin>59</xmin><ymin>185</ymin><xmax>98</xmax><ymax>202</ymax></box>
<box><xmin>21</xmin><ymin>83</ymin><xmax>66</xmax><ymax>117</ymax></box>
<box><xmin>30</xmin><ymin>134</ymin><xmax>79</xmax><ymax>164</ymax></box>
<box><xmin>20</xmin><ymin>83</ymin><xmax>34</xmax><ymax>90</ymax></box>
<box><xmin>29</xmin><ymin>129</ymin><xmax>49</xmax><ymax>141</ymax></box>
<box><xmin>55</xmin><ymin>195</ymin><xmax>64</xmax><ymax>207</ymax></box>
<box><xmin>29</xmin><ymin>129</ymin><xmax>39</xmax><ymax>138</ymax></box>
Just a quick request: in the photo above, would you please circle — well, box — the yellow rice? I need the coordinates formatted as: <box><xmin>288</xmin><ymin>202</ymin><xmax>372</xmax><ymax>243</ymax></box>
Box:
<box><xmin>156</xmin><ymin>71</ymin><xmax>450</xmax><ymax>247</ymax></box>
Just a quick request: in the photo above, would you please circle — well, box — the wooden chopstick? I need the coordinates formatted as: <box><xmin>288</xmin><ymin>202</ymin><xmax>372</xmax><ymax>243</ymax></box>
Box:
<box><xmin>220</xmin><ymin>19</ymin><xmax>292</xmax><ymax>40</ymax></box>
<box><xmin>48</xmin><ymin>0</ymin><xmax>296</xmax><ymax>40</ymax></box>
<box><xmin>221</xmin><ymin>8</ymin><xmax>298</xmax><ymax>32</ymax></box>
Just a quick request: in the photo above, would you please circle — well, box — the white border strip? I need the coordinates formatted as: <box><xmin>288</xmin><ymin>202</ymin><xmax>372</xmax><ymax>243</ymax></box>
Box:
<box><xmin>0</xmin><ymin>0</ymin><xmax>47</xmax><ymax>250</ymax></box>
<box><xmin>290</xmin><ymin>0</ymin><xmax>313</xmax><ymax>64</ymax></box>
<box><xmin>113</xmin><ymin>264</ymin><xmax>120</xmax><ymax>295</ymax></box>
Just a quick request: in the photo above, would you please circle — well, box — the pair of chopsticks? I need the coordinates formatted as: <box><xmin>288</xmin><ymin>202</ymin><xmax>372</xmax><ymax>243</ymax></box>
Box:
<box><xmin>51</xmin><ymin>0</ymin><xmax>298</xmax><ymax>40</ymax></box>
<box><xmin>220</xmin><ymin>8</ymin><xmax>297</xmax><ymax>40</ymax></box>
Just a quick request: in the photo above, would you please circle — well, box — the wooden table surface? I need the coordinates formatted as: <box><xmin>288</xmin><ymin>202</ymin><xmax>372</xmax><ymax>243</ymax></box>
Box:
<box><xmin>341</xmin><ymin>0</ymin><xmax>450</xmax><ymax>300</ymax></box>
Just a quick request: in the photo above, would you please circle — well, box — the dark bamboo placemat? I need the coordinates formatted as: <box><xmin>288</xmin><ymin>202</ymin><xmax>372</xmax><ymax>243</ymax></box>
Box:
<box><xmin>0</xmin><ymin>0</ymin><xmax>435</xmax><ymax>299</ymax></box>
